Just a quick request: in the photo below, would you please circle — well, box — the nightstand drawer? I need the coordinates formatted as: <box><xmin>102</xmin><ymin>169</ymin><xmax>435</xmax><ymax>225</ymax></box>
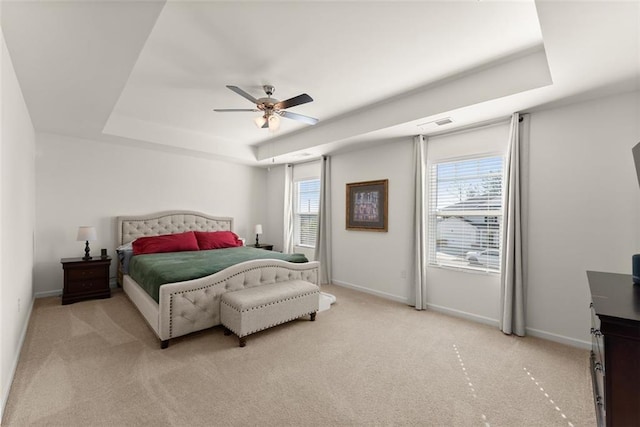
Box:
<box><xmin>66</xmin><ymin>279</ymin><xmax>107</xmax><ymax>294</ymax></box>
<box><xmin>67</xmin><ymin>268</ymin><xmax>107</xmax><ymax>281</ymax></box>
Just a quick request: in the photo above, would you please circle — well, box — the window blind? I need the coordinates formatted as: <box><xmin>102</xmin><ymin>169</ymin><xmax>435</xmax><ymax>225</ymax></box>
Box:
<box><xmin>295</xmin><ymin>179</ymin><xmax>320</xmax><ymax>247</ymax></box>
<box><xmin>428</xmin><ymin>155</ymin><xmax>504</xmax><ymax>273</ymax></box>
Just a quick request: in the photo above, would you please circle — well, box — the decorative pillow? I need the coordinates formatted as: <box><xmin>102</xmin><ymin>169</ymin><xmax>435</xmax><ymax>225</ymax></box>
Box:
<box><xmin>116</xmin><ymin>241</ymin><xmax>135</xmax><ymax>274</ymax></box>
<box><xmin>194</xmin><ymin>231</ymin><xmax>243</xmax><ymax>250</ymax></box>
<box><xmin>132</xmin><ymin>231</ymin><xmax>199</xmax><ymax>255</ymax></box>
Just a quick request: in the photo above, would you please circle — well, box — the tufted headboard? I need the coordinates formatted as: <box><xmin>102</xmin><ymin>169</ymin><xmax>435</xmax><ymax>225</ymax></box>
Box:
<box><xmin>117</xmin><ymin>211</ymin><xmax>234</xmax><ymax>246</ymax></box>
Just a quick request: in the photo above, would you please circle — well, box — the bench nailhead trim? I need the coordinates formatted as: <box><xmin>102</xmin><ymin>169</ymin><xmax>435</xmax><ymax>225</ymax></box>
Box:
<box><xmin>221</xmin><ymin>290</ymin><xmax>319</xmax><ymax>312</ymax></box>
<box><xmin>220</xmin><ymin>289</ymin><xmax>319</xmax><ymax>337</ymax></box>
<box><xmin>167</xmin><ymin>266</ymin><xmax>318</xmax><ymax>337</ymax></box>
<box><xmin>222</xmin><ymin>308</ymin><xmax>318</xmax><ymax>337</ymax></box>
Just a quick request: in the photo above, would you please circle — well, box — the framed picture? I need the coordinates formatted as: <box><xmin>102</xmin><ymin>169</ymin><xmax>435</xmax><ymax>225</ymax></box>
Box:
<box><xmin>346</xmin><ymin>179</ymin><xmax>388</xmax><ymax>231</ymax></box>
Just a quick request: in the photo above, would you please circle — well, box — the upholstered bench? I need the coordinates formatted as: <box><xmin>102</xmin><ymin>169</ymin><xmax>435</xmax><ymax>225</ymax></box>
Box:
<box><xmin>220</xmin><ymin>279</ymin><xmax>320</xmax><ymax>347</ymax></box>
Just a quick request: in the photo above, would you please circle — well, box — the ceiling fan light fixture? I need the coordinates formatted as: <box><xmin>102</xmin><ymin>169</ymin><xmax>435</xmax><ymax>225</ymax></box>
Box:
<box><xmin>268</xmin><ymin>114</ymin><xmax>280</xmax><ymax>132</ymax></box>
<box><xmin>254</xmin><ymin>115</ymin><xmax>267</xmax><ymax>128</ymax></box>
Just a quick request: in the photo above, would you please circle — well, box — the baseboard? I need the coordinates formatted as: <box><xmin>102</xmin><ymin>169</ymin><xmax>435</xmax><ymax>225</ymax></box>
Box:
<box><xmin>34</xmin><ymin>289</ymin><xmax>61</xmax><ymax>299</ymax></box>
<box><xmin>1</xmin><ymin>297</ymin><xmax>34</xmax><ymax>422</ymax></box>
<box><xmin>331</xmin><ymin>281</ymin><xmax>590</xmax><ymax>349</ymax></box>
<box><xmin>35</xmin><ymin>279</ymin><xmax>118</xmax><ymax>300</ymax></box>
<box><xmin>331</xmin><ymin>281</ymin><xmax>498</xmax><ymax>327</ymax></box>
<box><xmin>425</xmin><ymin>302</ymin><xmax>500</xmax><ymax>328</ymax></box>
<box><xmin>331</xmin><ymin>280</ymin><xmax>409</xmax><ymax>304</ymax></box>
<box><xmin>526</xmin><ymin>327</ymin><xmax>591</xmax><ymax>350</ymax></box>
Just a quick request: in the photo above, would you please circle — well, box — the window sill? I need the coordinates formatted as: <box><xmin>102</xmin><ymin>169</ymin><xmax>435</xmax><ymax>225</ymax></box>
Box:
<box><xmin>428</xmin><ymin>264</ymin><xmax>500</xmax><ymax>276</ymax></box>
<box><xmin>295</xmin><ymin>244</ymin><xmax>316</xmax><ymax>249</ymax></box>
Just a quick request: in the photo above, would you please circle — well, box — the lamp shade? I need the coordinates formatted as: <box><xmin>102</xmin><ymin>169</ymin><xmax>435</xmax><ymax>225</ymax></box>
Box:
<box><xmin>254</xmin><ymin>115</ymin><xmax>267</xmax><ymax>128</ymax></box>
<box><xmin>77</xmin><ymin>226</ymin><xmax>97</xmax><ymax>242</ymax></box>
<box><xmin>268</xmin><ymin>114</ymin><xmax>280</xmax><ymax>132</ymax></box>
<box><xmin>254</xmin><ymin>224</ymin><xmax>263</xmax><ymax>235</ymax></box>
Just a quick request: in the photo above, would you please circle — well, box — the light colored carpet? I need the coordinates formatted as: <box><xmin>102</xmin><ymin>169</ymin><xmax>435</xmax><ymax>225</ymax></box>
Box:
<box><xmin>3</xmin><ymin>284</ymin><xmax>595</xmax><ymax>426</ymax></box>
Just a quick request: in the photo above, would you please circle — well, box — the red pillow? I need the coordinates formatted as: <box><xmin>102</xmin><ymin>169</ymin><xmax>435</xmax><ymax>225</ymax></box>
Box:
<box><xmin>132</xmin><ymin>231</ymin><xmax>199</xmax><ymax>255</ymax></box>
<box><xmin>194</xmin><ymin>231</ymin><xmax>242</xmax><ymax>250</ymax></box>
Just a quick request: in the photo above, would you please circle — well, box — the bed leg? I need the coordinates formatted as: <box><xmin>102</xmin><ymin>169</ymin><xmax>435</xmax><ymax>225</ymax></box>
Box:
<box><xmin>239</xmin><ymin>337</ymin><xmax>246</xmax><ymax>347</ymax></box>
<box><xmin>310</xmin><ymin>312</ymin><xmax>316</xmax><ymax>321</ymax></box>
<box><xmin>161</xmin><ymin>340</ymin><xmax>169</xmax><ymax>349</ymax></box>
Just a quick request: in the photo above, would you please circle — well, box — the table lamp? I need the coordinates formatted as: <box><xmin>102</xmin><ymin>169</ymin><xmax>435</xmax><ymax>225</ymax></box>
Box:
<box><xmin>77</xmin><ymin>226</ymin><xmax>97</xmax><ymax>260</ymax></box>
<box><xmin>254</xmin><ymin>224</ymin><xmax>263</xmax><ymax>248</ymax></box>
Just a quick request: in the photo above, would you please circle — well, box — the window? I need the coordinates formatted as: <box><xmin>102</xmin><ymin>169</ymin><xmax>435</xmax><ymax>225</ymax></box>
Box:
<box><xmin>294</xmin><ymin>179</ymin><xmax>320</xmax><ymax>247</ymax></box>
<box><xmin>428</xmin><ymin>155</ymin><xmax>504</xmax><ymax>273</ymax></box>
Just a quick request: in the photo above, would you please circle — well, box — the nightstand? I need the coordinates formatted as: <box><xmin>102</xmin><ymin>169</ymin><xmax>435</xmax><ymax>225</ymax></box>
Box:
<box><xmin>61</xmin><ymin>256</ymin><xmax>112</xmax><ymax>305</ymax></box>
<box><xmin>248</xmin><ymin>244</ymin><xmax>274</xmax><ymax>251</ymax></box>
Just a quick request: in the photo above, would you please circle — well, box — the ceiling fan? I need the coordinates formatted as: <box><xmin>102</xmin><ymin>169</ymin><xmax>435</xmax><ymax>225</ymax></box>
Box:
<box><xmin>214</xmin><ymin>85</ymin><xmax>319</xmax><ymax>131</ymax></box>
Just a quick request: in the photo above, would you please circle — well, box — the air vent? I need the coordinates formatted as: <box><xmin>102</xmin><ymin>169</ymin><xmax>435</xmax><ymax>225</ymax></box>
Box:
<box><xmin>417</xmin><ymin>117</ymin><xmax>454</xmax><ymax>129</ymax></box>
<box><xmin>435</xmin><ymin>118</ymin><xmax>453</xmax><ymax>126</ymax></box>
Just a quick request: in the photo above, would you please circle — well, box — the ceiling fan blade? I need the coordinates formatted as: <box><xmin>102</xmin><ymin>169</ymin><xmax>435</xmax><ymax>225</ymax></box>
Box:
<box><xmin>279</xmin><ymin>110</ymin><xmax>319</xmax><ymax>125</ymax></box>
<box><xmin>226</xmin><ymin>85</ymin><xmax>259</xmax><ymax>104</ymax></box>
<box><xmin>274</xmin><ymin>93</ymin><xmax>313</xmax><ymax>110</ymax></box>
<box><xmin>213</xmin><ymin>108</ymin><xmax>259</xmax><ymax>112</ymax></box>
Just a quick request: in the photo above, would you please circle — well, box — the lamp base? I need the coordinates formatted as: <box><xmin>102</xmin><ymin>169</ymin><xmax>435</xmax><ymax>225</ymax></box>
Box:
<box><xmin>255</xmin><ymin>234</ymin><xmax>261</xmax><ymax>248</ymax></box>
<box><xmin>83</xmin><ymin>240</ymin><xmax>91</xmax><ymax>261</ymax></box>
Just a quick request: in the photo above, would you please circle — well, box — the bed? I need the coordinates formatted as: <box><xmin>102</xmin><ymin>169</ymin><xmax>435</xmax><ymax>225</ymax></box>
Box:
<box><xmin>116</xmin><ymin>210</ymin><xmax>320</xmax><ymax>348</ymax></box>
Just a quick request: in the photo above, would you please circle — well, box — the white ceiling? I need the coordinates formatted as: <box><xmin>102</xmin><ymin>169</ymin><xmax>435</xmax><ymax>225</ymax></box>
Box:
<box><xmin>2</xmin><ymin>1</ymin><xmax>639</xmax><ymax>166</ymax></box>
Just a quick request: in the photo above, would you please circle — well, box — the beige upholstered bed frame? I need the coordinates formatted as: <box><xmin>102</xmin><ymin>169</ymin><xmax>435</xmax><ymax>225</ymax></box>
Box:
<box><xmin>117</xmin><ymin>211</ymin><xmax>319</xmax><ymax>348</ymax></box>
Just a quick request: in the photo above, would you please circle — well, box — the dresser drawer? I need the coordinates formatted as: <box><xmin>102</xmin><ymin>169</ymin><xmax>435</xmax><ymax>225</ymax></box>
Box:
<box><xmin>591</xmin><ymin>304</ymin><xmax>605</xmax><ymax>367</ymax></box>
<box><xmin>590</xmin><ymin>303</ymin><xmax>600</xmax><ymax>331</ymax></box>
<box><xmin>591</xmin><ymin>330</ymin><xmax>604</xmax><ymax>372</ymax></box>
<box><xmin>590</xmin><ymin>351</ymin><xmax>606</xmax><ymax>426</ymax></box>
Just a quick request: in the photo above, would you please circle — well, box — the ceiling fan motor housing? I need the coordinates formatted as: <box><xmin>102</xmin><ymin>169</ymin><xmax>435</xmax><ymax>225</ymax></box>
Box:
<box><xmin>257</xmin><ymin>98</ymin><xmax>278</xmax><ymax>112</ymax></box>
<box><xmin>263</xmin><ymin>85</ymin><xmax>275</xmax><ymax>96</ymax></box>
<box><xmin>257</xmin><ymin>85</ymin><xmax>278</xmax><ymax>112</ymax></box>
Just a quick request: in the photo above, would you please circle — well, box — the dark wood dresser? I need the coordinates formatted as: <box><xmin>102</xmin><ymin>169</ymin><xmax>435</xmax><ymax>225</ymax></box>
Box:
<box><xmin>61</xmin><ymin>257</ymin><xmax>112</xmax><ymax>305</ymax></box>
<box><xmin>587</xmin><ymin>271</ymin><xmax>640</xmax><ymax>427</ymax></box>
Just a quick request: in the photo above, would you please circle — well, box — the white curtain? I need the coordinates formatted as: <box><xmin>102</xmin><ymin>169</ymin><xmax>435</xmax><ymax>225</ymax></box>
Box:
<box><xmin>500</xmin><ymin>113</ymin><xmax>529</xmax><ymax>336</ymax></box>
<box><xmin>314</xmin><ymin>156</ymin><xmax>332</xmax><ymax>285</ymax></box>
<box><xmin>413</xmin><ymin>135</ymin><xmax>428</xmax><ymax>310</ymax></box>
<box><xmin>283</xmin><ymin>164</ymin><xmax>294</xmax><ymax>254</ymax></box>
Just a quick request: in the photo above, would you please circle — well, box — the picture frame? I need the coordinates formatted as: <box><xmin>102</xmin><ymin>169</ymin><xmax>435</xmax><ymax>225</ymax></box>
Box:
<box><xmin>346</xmin><ymin>179</ymin><xmax>388</xmax><ymax>232</ymax></box>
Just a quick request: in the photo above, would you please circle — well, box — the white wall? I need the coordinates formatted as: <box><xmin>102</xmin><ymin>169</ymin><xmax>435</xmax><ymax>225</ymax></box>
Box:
<box><xmin>1</xmin><ymin>20</ymin><xmax>36</xmax><ymax>419</ymax></box>
<box><xmin>266</xmin><ymin>164</ymin><xmax>285</xmax><ymax>251</ymax></box>
<box><xmin>34</xmin><ymin>133</ymin><xmax>268</xmax><ymax>296</ymax></box>
<box><xmin>326</xmin><ymin>90</ymin><xmax>640</xmax><ymax>347</ymax></box>
<box><xmin>526</xmin><ymin>90</ymin><xmax>640</xmax><ymax>345</ymax></box>
<box><xmin>331</xmin><ymin>141</ymin><xmax>415</xmax><ymax>302</ymax></box>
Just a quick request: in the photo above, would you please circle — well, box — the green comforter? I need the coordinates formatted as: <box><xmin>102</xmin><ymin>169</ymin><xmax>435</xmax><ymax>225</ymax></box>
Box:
<box><xmin>129</xmin><ymin>247</ymin><xmax>309</xmax><ymax>303</ymax></box>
